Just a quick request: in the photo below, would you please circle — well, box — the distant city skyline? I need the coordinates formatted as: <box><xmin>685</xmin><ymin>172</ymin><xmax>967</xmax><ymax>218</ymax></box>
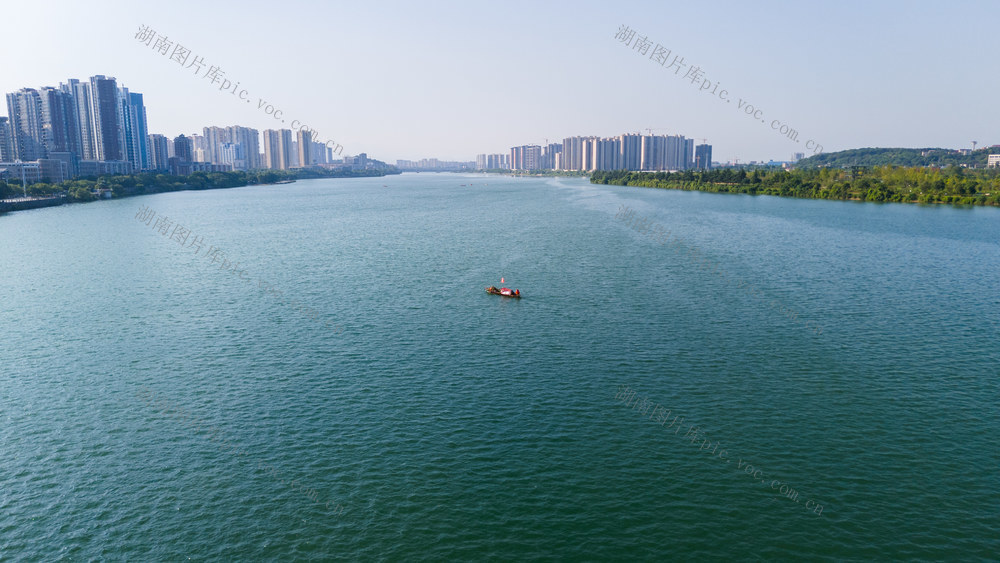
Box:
<box><xmin>2</xmin><ymin>0</ymin><xmax>998</xmax><ymax>164</ymax></box>
<box><xmin>3</xmin><ymin>69</ymin><xmax>725</xmax><ymax>179</ymax></box>
<box><xmin>482</xmin><ymin>134</ymin><xmax>712</xmax><ymax>172</ymax></box>
<box><xmin>1</xmin><ymin>71</ymin><xmax>380</xmax><ymax>184</ymax></box>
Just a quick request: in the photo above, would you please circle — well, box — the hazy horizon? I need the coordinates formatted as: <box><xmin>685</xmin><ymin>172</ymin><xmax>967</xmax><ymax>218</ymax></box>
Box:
<box><xmin>3</xmin><ymin>0</ymin><xmax>998</xmax><ymax>164</ymax></box>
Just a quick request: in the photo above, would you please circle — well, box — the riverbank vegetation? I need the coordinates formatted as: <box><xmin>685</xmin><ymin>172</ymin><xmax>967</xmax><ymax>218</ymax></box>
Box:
<box><xmin>796</xmin><ymin>147</ymin><xmax>1000</xmax><ymax>168</ymax></box>
<box><xmin>0</xmin><ymin>166</ymin><xmax>399</xmax><ymax>202</ymax></box>
<box><xmin>591</xmin><ymin>166</ymin><xmax>1000</xmax><ymax>206</ymax></box>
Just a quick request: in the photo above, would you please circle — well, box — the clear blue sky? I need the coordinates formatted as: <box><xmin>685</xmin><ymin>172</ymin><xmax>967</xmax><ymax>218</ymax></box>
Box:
<box><xmin>3</xmin><ymin>0</ymin><xmax>997</xmax><ymax>163</ymax></box>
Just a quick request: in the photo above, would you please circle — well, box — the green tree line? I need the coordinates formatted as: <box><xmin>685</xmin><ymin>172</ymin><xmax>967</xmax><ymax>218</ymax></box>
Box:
<box><xmin>591</xmin><ymin>166</ymin><xmax>1000</xmax><ymax>206</ymax></box>
<box><xmin>0</xmin><ymin>166</ymin><xmax>399</xmax><ymax>202</ymax></box>
<box><xmin>796</xmin><ymin>147</ymin><xmax>1000</xmax><ymax>168</ymax></box>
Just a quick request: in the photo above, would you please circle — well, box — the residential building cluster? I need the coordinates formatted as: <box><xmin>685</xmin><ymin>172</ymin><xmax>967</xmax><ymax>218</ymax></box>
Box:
<box><xmin>2</xmin><ymin>75</ymin><xmax>151</xmax><ymax>184</ymax></box>
<box><xmin>477</xmin><ymin>133</ymin><xmax>712</xmax><ymax>172</ymax></box>
<box><xmin>1</xmin><ymin>74</ymin><xmax>372</xmax><ymax>186</ymax></box>
<box><xmin>475</xmin><ymin>154</ymin><xmax>509</xmax><ymax>170</ymax></box>
<box><xmin>395</xmin><ymin>158</ymin><xmax>475</xmax><ymax>171</ymax></box>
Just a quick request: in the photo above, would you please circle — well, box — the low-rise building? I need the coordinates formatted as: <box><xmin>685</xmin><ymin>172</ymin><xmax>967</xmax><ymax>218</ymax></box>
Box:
<box><xmin>0</xmin><ymin>159</ymin><xmax>69</xmax><ymax>184</ymax></box>
<box><xmin>0</xmin><ymin>161</ymin><xmax>41</xmax><ymax>184</ymax></box>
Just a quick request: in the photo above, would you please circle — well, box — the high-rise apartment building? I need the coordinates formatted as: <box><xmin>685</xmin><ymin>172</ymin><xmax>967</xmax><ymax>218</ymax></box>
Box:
<box><xmin>5</xmin><ymin>75</ymin><xmax>151</xmax><ymax>178</ymax></box>
<box><xmin>6</xmin><ymin>88</ymin><xmax>46</xmax><ymax>161</ymax></box>
<box><xmin>89</xmin><ymin>75</ymin><xmax>123</xmax><ymax>161</ymax></box>
<box><xmin>186</xmin><ymin>134</ymin><xmax>207</xmax><ymax>162</ymax></box>
<box><xmin>263</xmin><ymin>129</ymin><xmax>293</xmax><ymax>169</ymax></box>
<box><xmin>604</xmin><ymin>137</ymin><xmax>624</xmax><ymax>170</ymax></box>
<box><xmin>219</xmin><ymin>142</ymin><xmax>244</xmax><ymax>169</ymax></box>
<box><xmin>148</xmin><ymin>134</ymin><xmax>169</xmax><ymax>170</ymax></box>
<box><xmin>200</xmin><ymin>125</ymin><xmax>260</xmax><ymax>170</ymax></box>
<box><xmin>583</xmin><ymin>138</ymin><xmax>598</xmax><ymax>171</ymax></box>
<box><xmin>120</xmin><ymin>89</ymin><xmax>149</xmax><ymax>170</ymax></box>
<box><xmin>695</xmin><ymin>144</ymin><xmax>712</xmax><ymax>170</ymax></box>
<box><xmin>553</xmin><ymin>133</ymin><xmax>696</xmax><ymax>172</ymax></box>
<box><xmin>475</xmin><ymin>153</ymin><xmax>510</xmax><ymax>170</ymax></box>
<box><xmin>39</xmin><ymin>87</ymin><xmax>80</xmax><ymax>156</ymax></box>
<box><xmin>263</xmin><ymin>130</ymin><xmax>280</xmax><ymax>169</ymax></box>
<box><xmin>640</xmin><ymin>135</ymin><xmax>665</xmax><ymax>171</ymax></box>
<box><xmin>296</xmin><ymin>129</ymin><xmax>312</xmax><ymax>167</ymax></box>
<box><xmin>202</xmin><ymin>126</ymin><xmax>226</xmax><ymax>165</ymax></box>
<box><xmin>592</xmin><ymin>137</ymin><xmax>622</xmax><ymax>171</ymax></box>
<box><xmin>62</xmin><ymin>79</ymin><xmax>95</xmax><ymax>160</ymax></box>
<box><xmin>0</xmin><ymin>117</ymin><xmax>13</xmax><ymax>161</ymax></box>
<box><xmin>620</xmin><ymin>134</ymin><xmax>642</xmax><ymax>171</ymax></box>
<box><xmin>510</xmin><ymin>145</ymin><xmax>542</xmax><ymax>170</ymax></box>
<box><xmin>309</xmin><ymin>141</ymin><xmax>329</xmax><ymax>165</ymax></box>
<box><xmin>279</xmin><ymin>130</ymin><xmax>293</xmax><ymax>169</ymax></box>
<box><xmin>542</xmin><ymin>143</ymin><xmax>562</xmax><ymax>170</ymax></box>
<box><xmin>560</xmin><ymin>136</ymin><xmax>594</xmax><ymax>171</ymax></box>
<box><xmin>173</xmin><ymin>134</ymin><xmax>193</xmax><ymax>162</ymax></box>
<box><xmin>230</xmin><ymin>126</ymin><xmax>260</xmax><ymax>170</ymax></box>
<box><xmin>168</xmin><ymin>134</ymin><xmax>194</xmax><ymax>175</ymax></box>
<box><xmin>663</xmin><ymin>135</ymin><xmax>691</xmax><ymax>170</ymax></box>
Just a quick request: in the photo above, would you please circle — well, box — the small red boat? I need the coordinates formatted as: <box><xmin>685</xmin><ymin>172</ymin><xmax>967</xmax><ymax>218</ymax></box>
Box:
<box><xmin>486</xmin><ymin>286</ymin><xmax>521</xmax><ymax>298</ymax></box>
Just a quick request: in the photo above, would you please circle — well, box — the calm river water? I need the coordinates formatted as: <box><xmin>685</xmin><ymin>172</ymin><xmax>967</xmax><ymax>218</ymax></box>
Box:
<box><xmin>1</xmin><ymin>173</ymin><xmax>997</xmax><ymax>560</ymax></box>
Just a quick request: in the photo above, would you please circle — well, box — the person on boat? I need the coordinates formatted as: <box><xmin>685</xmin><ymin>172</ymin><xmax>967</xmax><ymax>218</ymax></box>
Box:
<box><xmin>515</xmin><ymin>289</ymin><xmax>519</xmax><ymax>296</ymax></box>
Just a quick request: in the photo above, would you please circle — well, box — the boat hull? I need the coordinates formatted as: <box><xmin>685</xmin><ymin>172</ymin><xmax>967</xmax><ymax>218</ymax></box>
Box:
<box><xmin>485</xmin><ymin>286</ymin><xmax>521</xmax><ymax>298</ymax></box>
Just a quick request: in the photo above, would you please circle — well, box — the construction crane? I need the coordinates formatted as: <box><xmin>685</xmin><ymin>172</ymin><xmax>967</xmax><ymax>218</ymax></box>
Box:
<box><xmin>645</xmin><ymin>127</ymin><xmax>670</xmax><ymax>135</ymax></box>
